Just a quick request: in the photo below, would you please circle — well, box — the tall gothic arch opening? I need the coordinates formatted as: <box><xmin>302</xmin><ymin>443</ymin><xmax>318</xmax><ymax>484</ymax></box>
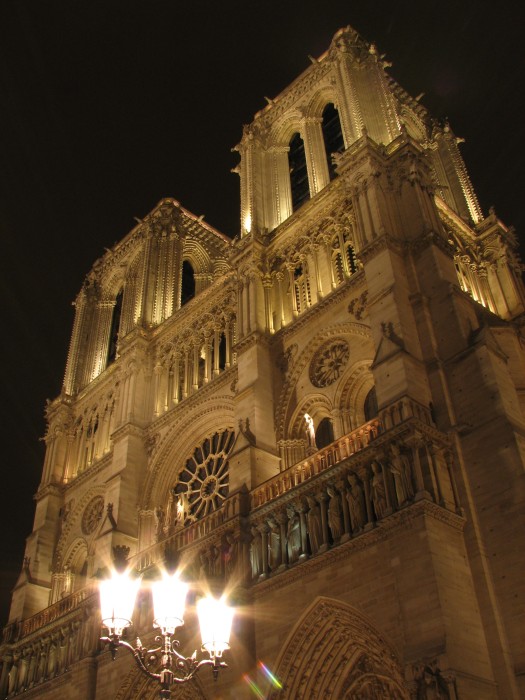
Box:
<box><xmin>315</xmin><ymin>416</ymin><xmax>334</xmax><ymax>449</ymax></box>
<box><xmin>322</xmin><ymin>103</ymin><xmax>344</xmax><ymax>180</ymax></box>
<box><xmin>107</xmin><ymin>288</ymin><xmax>123</xmax><ymax>365</ymax></box>
<box><xmin>364</xmin><ymin>386</ymin><xmax>378</xmax><ymax>422</ymax></box>
<box><xmin>288</xmin><ymin>132</ymin><xmax>309</xmax><ymax>211</ymax></box>
<box><xmin>181</xmin><ymin>259</ymin><xmax>196</xmax><ymax>305</ymax></box>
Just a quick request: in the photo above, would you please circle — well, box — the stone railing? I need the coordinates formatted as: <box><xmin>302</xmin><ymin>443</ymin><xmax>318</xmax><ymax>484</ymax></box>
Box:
<box><xmin>248</xmin><ymin>419</ymin><xmax>462</xmax><ymax>582</ymax></box>
<box><xmin>252</xmin><ymin>419</ymin><xmax>382</xmax><ymax>510</ymax></box>
<box><xmin>131</xmin><ymin>488</ymin><xmax>251</xmax><ymax>585</ymax></box>
<box><xmin>379</xmin><ymin>396</ymin><xmax>434</xmax><ymax>431</ymax></box>
<box><xmin>19</xmin><ymin>586</ymin><xmax>96</xmax><ymax>639</ymax></box>
<box><xmin>0</xmin><ymin>589</ymin><xmax>99</xmax><ymax>698</ymax></box>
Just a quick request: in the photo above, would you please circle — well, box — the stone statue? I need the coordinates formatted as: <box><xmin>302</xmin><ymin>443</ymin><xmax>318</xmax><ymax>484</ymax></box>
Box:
<box><xmin>389</xmin><ymin>442</ymin><xmax>414</xmax><ymax>506</ymax></box>
<box><xmin>415</xmin><ymin>663</ymin><xmax>450</xmax><ymax>699</ymax></box>
<box><xmin>223</xmin><ymin>533</ymin><xmax>238</xmax><ymax>578</ymax></box>
<box><xmin>306</xmin><ymin>496</ymin><xmax>322</xmax><ymax>554</ymax></box>
<box><xmin>154</xmin><ymin>505</ymin><xmax>165</xmax><ymax>542</ymax></box>
<box><xmin>327</xmin><ymin>486</ymin><xmax>343</xmax><ymax>541</ymax></box>
<box><xmin>175</xmin><ymin>491</ymin><xmax>191</xmax><ymax>527</ymax></box>
<box><xmin>304</xmin><ymin>413</ymin><xmax>317</xmax><ymax>452</ymax></box>
<box><xmin>250</xmin><ymin>528</ymin><xmax>261</xmax><ymax>578</ymax></box>
<box><xmin>346</xmin><ymin>474</ymin><xmax>366</xmax><ymax>531</ymax></box>
<box><xmin>268</xmin><ymin>519</ymin><xmax>281</xmax><ymax>570</ymax></box>
<box><xmin>199</xmin><ymin>548</ymin><xmax>210</xmax><ymax>579</ymax></box>
<box><xmin>209</xmin><ymin>543</ymin><xmax>221</xmax><ymax>578</ymax></box>
<box><xmin>164</xmin><ymin>490</ymin><xmax>176</xmax><ymax>535</ymax></box>
<box><xmin>371</xmin><ymin>461</ymin><xmax>387</xmax><ymax>520</ymax></box>
<box><xmin>286</xmin><ymin>507</ymin><xmax>301</xmax><ymax>563</ymax></box>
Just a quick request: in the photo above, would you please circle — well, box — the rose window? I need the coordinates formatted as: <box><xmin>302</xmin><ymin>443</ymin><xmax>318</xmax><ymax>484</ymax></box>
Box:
<box><xmin>310</xmin><ymin>340</ymin><xmax>350</xmax><ymax>387</ymax></box>
<box><xmin>173</xmin><ymin>430</ymin><xmax>234</xmax><ymax>523</ymax></box>
<box><xmin>82</xmin><ymin>496</ymin><xmax>104</xmax><ymax>535</ymax></box>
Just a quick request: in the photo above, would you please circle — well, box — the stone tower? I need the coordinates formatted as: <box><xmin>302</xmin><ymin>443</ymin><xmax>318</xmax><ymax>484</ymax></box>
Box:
<box><xmin>1</xmin><ymin>26</ymin><xmax>523</xmax><ymax>700</ymax></box>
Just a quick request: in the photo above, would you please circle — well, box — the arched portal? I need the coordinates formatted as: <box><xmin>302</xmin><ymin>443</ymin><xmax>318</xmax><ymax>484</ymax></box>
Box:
<box><xmin>115</xmin><ymin>662</ymin><xmax>206</xmax><ymax>700</ymax></box>
<box><xmin>268</xmin><ymin>596</ymin><xmax>410</xmax><ymax>699</ymax></box>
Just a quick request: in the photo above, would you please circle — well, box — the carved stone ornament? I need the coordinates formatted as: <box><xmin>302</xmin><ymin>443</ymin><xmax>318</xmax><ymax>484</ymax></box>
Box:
<box><xmin>81</xmin><ymin>496</ymin><xmax>105</xmax><ymax>535</ymax></box>
<box><xmin>310</xmin><ymin>339</ymin><xmax>350</xmax><ymax>387</ymax></box>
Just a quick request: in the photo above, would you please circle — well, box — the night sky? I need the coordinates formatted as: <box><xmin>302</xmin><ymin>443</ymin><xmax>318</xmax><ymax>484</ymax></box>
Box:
<box><xmin>0</xmin><ymin>0</ymin><xmax>523</xmax><ymax>625</ymax></box>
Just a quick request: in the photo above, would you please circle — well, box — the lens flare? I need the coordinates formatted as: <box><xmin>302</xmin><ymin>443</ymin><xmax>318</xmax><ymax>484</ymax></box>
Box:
<box><xmin>258</xmin><ymin>661</ymin><xmax>283</xmax><ymax>689</ymax></box>
<box><xmin>243</xmin><ymin>673</ymin><xmax>264</xmax><ymax>698</ymax></box>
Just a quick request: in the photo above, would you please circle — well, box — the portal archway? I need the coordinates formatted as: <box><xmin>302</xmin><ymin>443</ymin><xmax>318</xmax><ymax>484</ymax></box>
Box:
<box><xmin>268</xmin><ymin>597</ymin><xmax>409</xmax><ymax>699</ymax></box>
<box><xmin>115</xmin><ymin>662</ymin><xmax>206</xmax><ymax>700</ymax></box>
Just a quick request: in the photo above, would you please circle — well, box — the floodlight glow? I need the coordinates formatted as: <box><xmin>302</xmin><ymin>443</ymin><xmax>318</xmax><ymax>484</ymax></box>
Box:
<box><xmin>99</xmin><ymin>571</ymin><xmax>141</xmax><ymax>636</ymax></box>
<box><xmin>152</xmin><ymin>573</ymin><xmax>189</xmax><ymax>635</ymax></box>
<box><xmin>197</xmin><ymin>596</ymin><xmax>234</xmax><ymax>658</ymax></box>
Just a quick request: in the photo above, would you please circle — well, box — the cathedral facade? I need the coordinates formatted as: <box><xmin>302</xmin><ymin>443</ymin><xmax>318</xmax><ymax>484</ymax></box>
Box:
<box><xmin>1</xmin><ymin>26</ymin><xmax>524</xmax><ymax>700</ymax></box>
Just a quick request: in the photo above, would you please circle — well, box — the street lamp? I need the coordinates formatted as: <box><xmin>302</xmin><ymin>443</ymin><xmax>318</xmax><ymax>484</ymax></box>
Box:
<box><xmin>99</xmin><ymin>570</ymin><xmax>234</xmax><ymax>699</ymax></box>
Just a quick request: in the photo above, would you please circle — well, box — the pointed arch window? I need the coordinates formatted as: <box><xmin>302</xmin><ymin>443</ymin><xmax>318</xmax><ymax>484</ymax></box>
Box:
<box><xmin>181</xmin><ymin>260</ymin><xmax>196</xmax><ymax>306</ymax></box>
<box><xmin>293</xmin><ymin>264</ymin><xmax>311</xmax><ymax>314</ymax></box>
<box><xmin>107</xmin><ymin>289</ymin><xmax>123</xmax><ymax>365</ymax></box>
<box><xmin>322</xmin><ymin>103</ymin><xmax>344</xmax><ymax>180</ymax></box>
<box><xmin>331</xmin><ymin>230</ymin><xmax>357</xmax><ymax>285</ymax></box>
<box><xmin>315</xmin><ymin>417</ymin><xmax>334</xmax><ymax>449</ymax></box>
<box><xmin>218</xmin><ymin>333</ymin><xmax>227</xmax><ymax>371</ymax></box>
<box><xmin>288</xmin><ymin>132</ymin><xmax>309</xmax><ymax>211</ymax></box>
<box><xmin>364</xmin><ymin>387</ymin><xmax>378</xmax><ymax>422</ymax></box>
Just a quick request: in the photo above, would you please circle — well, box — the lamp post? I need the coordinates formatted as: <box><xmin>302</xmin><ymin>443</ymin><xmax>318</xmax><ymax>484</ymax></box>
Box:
<box><xmin>99</xmin><ymin>570</ymin><xmax>234</xmax><ymax>699</ymax></box>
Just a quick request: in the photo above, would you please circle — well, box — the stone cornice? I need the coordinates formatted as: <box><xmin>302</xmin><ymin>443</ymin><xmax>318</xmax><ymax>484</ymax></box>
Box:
<box><xmin>407</xmin><ymin>229</ymin><xmax>455</xmax><ymax>260</ymax></box>
<box><xmin>435</xmin><ymin>195</ymin><xmax>477</xmax><ymax>244</ymax></box>
<box><xmin>35</xmin><ymin>482</ymin><xmax>64</xmax><ymax>501</ymax></box>
<box><xmin>111</xmin><ymin>422</ymin><xmax>146</xmax><ymax>443</ymax></box>
<box><xmin>63</xmin><ymin>450</ymin><xmax>113</xmax><ymax>493</ymax></box>
<box><xmin>233</xmin><ymin>330</ymin><xmax>272</xmax><ymax>355</ymax></box>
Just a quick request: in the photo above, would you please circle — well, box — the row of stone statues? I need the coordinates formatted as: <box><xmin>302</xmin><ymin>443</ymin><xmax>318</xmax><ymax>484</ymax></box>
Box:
<box><xmin>154</xmin><ymin>490</ymin><xmax>192</xmax><ymax>541</ymax></box>
<box><xmin>171</xmin><ymin>531</ymin><xmax>240</xmax><ymax>583</ymax></box>
<box><xmin>1</xmin><ymin>608</ymin><xmax>99</xmax><ymax>697</ymax></box>
<box><xmin>250</xmin><ymin>446</ymin><xmax>417</xmax><ymax>579</ymax></box>
<box><xmin>149</xmin><ymin>439</ymin><xmax>452</xmax><ymax>584</ymax></box>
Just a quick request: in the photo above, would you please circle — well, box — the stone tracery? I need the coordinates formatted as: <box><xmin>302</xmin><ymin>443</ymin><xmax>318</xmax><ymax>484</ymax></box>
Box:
<box><xmin>173</xmin><ymin>429</ymin><xmax>234</xmax><ymax>524</ymax></box>
<box><xmin>310</xmin><ymin>339</ymin><xmax>350</xmax><ymax>387</ymax></box>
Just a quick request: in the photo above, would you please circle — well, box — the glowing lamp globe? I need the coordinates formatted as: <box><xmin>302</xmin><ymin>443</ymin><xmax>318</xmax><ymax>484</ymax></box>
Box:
<box><xmin>152</xmin><ymin>573</ymin><xmax>189</xmax><ymax>635</ymax></box>
<box><xmin>197</xmin><ymin>596</ymin><xmax>234</xmax><ymax>659</ymax></box>
<box><xmin>99</xmin><ymin>572</ymin><xmax>141</xmax><ymax>636</ymax></box>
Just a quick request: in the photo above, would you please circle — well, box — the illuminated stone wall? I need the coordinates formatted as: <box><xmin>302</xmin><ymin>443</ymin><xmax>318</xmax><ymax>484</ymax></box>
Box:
<box><xmin>1</xmin><ymin>25</ymin><xmax>524</xmax><ymax>700</ymax></box>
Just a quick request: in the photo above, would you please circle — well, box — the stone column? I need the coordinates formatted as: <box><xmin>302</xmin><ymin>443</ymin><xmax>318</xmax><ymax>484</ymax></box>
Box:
<box><xmin>318</xmin><ymin>492</ymin><xmax>329</xmax><ymax>553</ymax></box>
<box><xmin>258</xmin><ymin>523</ymin><xmax>268</xmax><ymax>580</ymax></box>
<box><xmin>337</xmin><ymin>478</ymin><xmax>351</xmax><ymax>542</ymax></box>
<box><xmin>303</xmin><ymin>116</ymin><xmax>330</xmax><ymax>194</ymax></box>
<box><xmin>213</xmin><ymin>328</ymin><xmax>220</xmax><ymax>376</ymax></box>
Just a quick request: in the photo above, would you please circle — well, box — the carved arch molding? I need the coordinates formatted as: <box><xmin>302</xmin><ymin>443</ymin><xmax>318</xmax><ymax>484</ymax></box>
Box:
<box><xmin>269</xmin><ymin>596</ymin><xmax>410</xmax><ymax>700</ymax></box>
<box><xmin>115</xmin><ymin>663</ymin><xmax>206</xmax><ymax>700</ymax></box>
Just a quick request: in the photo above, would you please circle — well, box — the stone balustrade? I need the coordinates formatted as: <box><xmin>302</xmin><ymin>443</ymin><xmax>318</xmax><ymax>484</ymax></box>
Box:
<box><xmin>252</xmin><ymin>419</ymin><xmax>382</xmax><ymax>509</ymax></box>
<box><xmin>0</xmin><ymin>590</ymin><xmax>99</xmax><ymax>698</ymax></box>
<box><xmin>248</xmin><ymin>419</ymin><xmax>462</xmax><ymax>582</ymax></box>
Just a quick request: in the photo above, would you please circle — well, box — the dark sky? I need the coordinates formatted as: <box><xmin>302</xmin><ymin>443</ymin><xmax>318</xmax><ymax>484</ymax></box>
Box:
<box><xmin>0</xmin><ymin>0</ymin><xmax>523</xmax><ymax>624</ymax></box>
